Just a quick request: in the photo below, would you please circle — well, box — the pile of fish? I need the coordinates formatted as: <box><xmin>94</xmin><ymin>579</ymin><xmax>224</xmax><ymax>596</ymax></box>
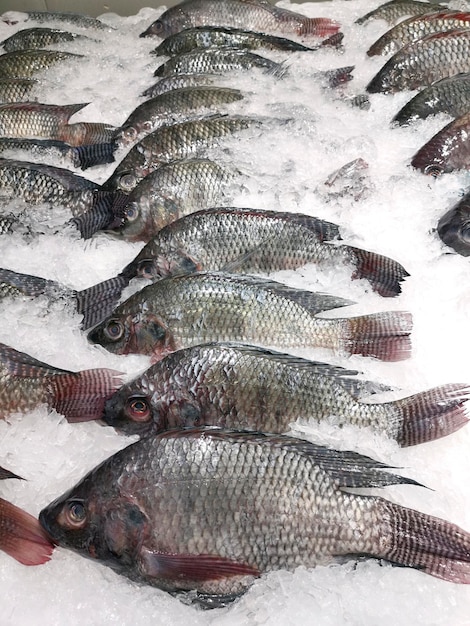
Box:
<box><xmin>0</xmin><ymin>0</ymin><xmax>470</xmax><ymax>622</ymax></box>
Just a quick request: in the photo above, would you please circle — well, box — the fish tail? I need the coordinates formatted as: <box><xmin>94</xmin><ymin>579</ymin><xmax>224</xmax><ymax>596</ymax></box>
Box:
<box><xmin>317</xmin><ymin>66</ymin><xmax>354</xmax><ymax>89</ymax></box>
<box><xmin>0</xmin><ymin>497</ymin><xmax>54</xmax><ymax>566</ymax></box>
<box><xmin>391</xmin><ymin>383</ymin><xmax>470</xmax><ymax>447</ymax></box>
<box><xmin>320</xmin><ymin>32</ymin><xmax>344</xmax><ymax>48</ymax></box>
<box><xmin>76</xmin><ymin>274</ymin><xmax>131</xmax><ymax>330</ymax></box>
<box><xmin>347</xmin><ymin>246</ymin><xmax>409</xmax><ymax>297</ymax></box>
<box><xmin>378</xmin><ymin>499</ymin><xmax>470</xmax><ymax>583</ymax></box>
<box><xmin>72</xmin><ymin>143</ymin><xmax>117</xmax><ymax>170</ymax></box>
<box><xmin>48</xmin><ymin>368</ymin><xmax>124</xmax><ymax>422</ymax></box>
<box><xmin>343</xmin><ymin>311</ymin><xmax>412</xmax><ymax>361</ymax></box>
<box><xmin>298</xmin><ymin>18</ymin><xmax>340</xmax><ymax>37</ymax></box>
<box><xmin>70</xmin><ymin>191</ymin><xmax>119</xmax><ymax>239</ymax></box>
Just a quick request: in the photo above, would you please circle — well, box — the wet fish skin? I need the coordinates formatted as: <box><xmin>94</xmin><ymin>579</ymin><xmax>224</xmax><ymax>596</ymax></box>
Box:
<box><xmin>110</xmin><ymin>160</ymin><xmax>235</xmax><ymax>242</ymax></box>
<box><xmin>0</xmin><ymin>49</ymin><xmax>83</xmax><ymax>79</ymax></box>
<box><xmin>115</xmin><ymin>86</ymin><xmax>244</xmax><ymax>148</ymax></box>
<box><xmin>103</xmin><ymin>342</ymin><xmax>469</xmax><ymax>447</ymax></box>
<box><xmin>392</xmin><ymin>73</ymin><xmax>470</xmax><ymax>125</ymax></box>
<box><xmin>58</xmin><ymin>122</ymin><xmax>117</xmax><ymax>147</ymax></box>
<box><xmin>437</xmin><ymin>190</ymin><xmax>470</xmax><ymax>256</ymax></box>
<box><xmin>367</xmin><ymin>11</ymin><xmax>470</xmax><ymax>56</ymax></box>
<box><xmin>153</xmin><ymin>46</ymin><xmax>285</xmax><ymax>78</ymax></box>
<box><xmin>411</xmin><ymin>110</ymin><xmax>470</xmax><ymax>175</ymax></box>
<box><xmin>152</xmin><ymin>26</ymin><xmax>319</xmax><ymax>57</ymax></box>
<box><xmin>140</xmin><ymin>0</ymin><xmax>340</xmax><ymax>40</ymax></box>
<box><xmin>141</xmin><ymin>73</ymin><xmax>221</xmax><ymax>99</ymax></box>
<box><xmin>356</xmin><ymin>0</ymin><xmax>448</xmax><ymax>26</ymax></box>
<box><xmin>0</xmin><ymin>78</ymin><xmax>38</xmax><ymax>103</ymax></box>
<box><xmin>2</xmin><ymin>10</ymin><xmax>112</xmax><ymax>31</ymax></box>
<box><xmin>0</xmin><ymin>102</ymin><xmax>88</xmax><ymax>141</ymax></box>
<box><xmin>1</xmin><ymin>27</ymin><xmax>90</xmax><ymax>53</ymax></box>
<box><xmin>0</xmin><ymin>267</ymin><xmax>68</xmax><ymax>300</ymax></box>
<box><xmin>87</xmin><ymin>271</ymin><xmax>412</xmax><ymax>363</ymax></box>
<box><xmin>39</xmin><ymin>427</ymin><xmax>470</xmax><ymax>606</ymax></box>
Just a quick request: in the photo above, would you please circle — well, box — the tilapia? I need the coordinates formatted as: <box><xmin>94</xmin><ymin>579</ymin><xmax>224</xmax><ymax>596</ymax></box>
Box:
<box><xmin>1</xmin><ymin>10</ymin><xmax>112</xmax><ymax>31</ymax></box>
<box><xmin>356</xmin><ymin>0</ymin><xmax>448</xmax><ymax>26</ymax></box>
<box><xmin>141</xmin><ymin>73</ymin><xmax>221</xmax><ymax>99</ymax></box>
<box><xmin>367</xmin><ymin>11</ymin><xmax>470</xmax><ymax>56</ymax></box>
<box><xmin>0</xmin><ymin>78</ymin><xmax>38</xmax><ymax>103</ymax></box>
<box><xmin>392</xmin><ymin>73</ymin><xmax>470</xmax><ymax>125</ymax></box>
<box><xmin>117</xmin><ymin>207</ymin><xmax>408</xmax><ymax>295</ymax></box>
<box><xmin>411</xmin><ymin>111</ymin><xmax>470</xmax><ymax>175</ymax></box>
<box><xmin>152</xmin><ymin>26</ymin><xmax>320</xmax><ymax>57</ymax></box>
<box><xmin>0</xmin><ymin>102</ymin><xmax>87</xmax><ymax>141</ymax></box>
<box><xmin>102</xmin><ymin>115</ymin><xmax>262</xmax><ymax>193</ymax></box>
<box><xmin>153</xmin><ymin>47</ymin><xmax>286</xmax><ymax>78</ymax></box>
<box><xmin>367</xmin><ymin>29</ymin><xmax>470</xmax><ymax>94</ymax></box>
<box><xmin>109</xmin><ymin>160</ymin><xmax>235</xmax><ymax>241</ymax></box>
<box><xmin>437</xmin><ymin>190</ymin><xmax>470</xmax><ymax>256</ymax></box>
<box><xmin>140</xmin><ymin>0</ymin><xmax>340</xmax><ymax>40</ymax></box>
<box><xmin>115</xmin><ymin>86</ymin><xmax>244</xmax><ymax>147</ymax></box>
<box><xmin>103</xmin><ymin>342</ymin><xmax>469</xmax><ymax>447</ymax></box>
<box><xmin>0</xmin><ymin>49</ymin><xmax>83</xmax><ymax>79</ymax></box>
<box><xmin>87</xmin><ymin>271</ymin><xmax>412</xmax><ymax>362</ymax></box>
<box><xmin>0</xmin><ymin>341</ymin><xmax>123</xmax><ymax>422</ymax></box>
<box><xmin>1</xmin><ymin>27</ymin><xmax>91</xmax><ymax>52</ymax></box>
<box><xmin>39</xmin><ymin>427</ymin><xmax>470</xmax><ymax>607</ymax></box>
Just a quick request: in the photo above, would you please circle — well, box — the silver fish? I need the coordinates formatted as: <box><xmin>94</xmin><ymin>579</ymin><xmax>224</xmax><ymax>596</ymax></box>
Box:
<box><xmin>0</xmin><ymin>49</ymin><xmax>83</xmax><ymax>79</ymax></box>
<box><xmin>1</xmin><ymin>27</ymin><xmax>90</xmax><ymax>52</ymax></box>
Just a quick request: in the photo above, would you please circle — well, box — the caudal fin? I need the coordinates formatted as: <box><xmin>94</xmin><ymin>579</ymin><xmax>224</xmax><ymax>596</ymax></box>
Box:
<box><xmin>343</xmin><ymin>311</ymin><xmax>412</xmax><ymax>361</ymax></box>
<box><xmin>76</xmin><ymin>274</ymin><xmax>131</xmax><ymax>330</ymax></box>
<box><xmin>380</xmin><ymin>500</ymin><xmax>470</xmax><ymax>583</ymax></box>
<box><xmin>391</xmin><ymin>383</ymin><xmax>470</xmax><ymax>447</ymax></box>
<box><xmin>48</xmin><ymin>368</ymin><xmax>124</xmax><ymax>422</ymax></box>
<box><xmin>347</xmin><ymin>246</ymin><xmax>409</xmax><ymax>297</ymax></box>
<box><xmin>0</xmin><ymin>497</ymin><xmax>54</xmax><ymax>566</ymax></box>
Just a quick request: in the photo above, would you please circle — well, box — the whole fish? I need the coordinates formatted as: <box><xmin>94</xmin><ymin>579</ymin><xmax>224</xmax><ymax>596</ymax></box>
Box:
<box><xmin>87</xmin><ymin>271</ymin><xmax>412</xmax><ymax>362</ymax></box>
<box><xmin>1</xmin><ymin>27</ymin><xmax>90</xmax><ymax>52</ymax></box>
<box><xmin>367</xmin><ymin>29</ymin><xmax>470</xmax><ymax>94</ymax></box>
<box><xmin>102</xmin><ymin>115</ymin><xmax>262</xmax><ymax>193</ymax></box>
<box><xmin>109</xmin><ymin>160</ymin><xmax>235</xmax><ymax>241</ymax></box>
<box><xmin>0</xmin><ymin>78</ymin><xmax>37</xmax><ymax>103</ymax></box>
<box><xmin>1</xmin><ymin>466</ymin><xmax>54</xmax><ymax>566</ymax></box>
<box><xmin>39</xmin><ymin>427</ymin><xmax>470</xmax><ymax>607</ymax></box>
<box><xmin>437</xmin><ymin>190</ymin><xmax>470</xmax><ymax>256</ymax></box>
<box><xmin>0</xmin><ymin>49</ymin><xmax>83</xmax><ymax>79</ymax></box>
<box><xmin>0</xmin><ymin>341</ymin><xmax>123</xmax><ymax>422</ymax></box>
<box><xmin>103</xmin><ymin>342</ymin><xmax>469</xmax><ymax>447</ymax></box>
<box><xmin>115</xmin><ymin>86</ymin><xmax>244</xmax><ymax>147</ymax></box>
<box><xmin>153</xmin><ymin>47</ymin><xmax>286</xmax><ymax>78</ymax></box>
<box><xmin>392</xmin><ymin>73</ymin><xmax>470</xmax><ymax>125</ymax></box>
<box><xmin>141</xmin><ymin>73</ymin><xmax>221</xmax><ymax>99</ymax></box>
<box><xmin>140</xmin><ymin>0</ymin><xmax>340</xmax><ymax>40</ymax></box>
<box><xmin>118</xmin><ymin>207</ymin><xmax>409</xmax><ymax>296</ymax></box>
<box><xmin>0</xmin><ymin>102</ymin><xmax>87</xmax><ymax>140</ymax></box>
<box><xmin>411</xmin><ymin>111</ymin><xmax>470</xmax><ymax>175</ymax></box>
<box><xmin>367</xmin><ymin>11</ymin><xmax>470</xmax><ymax>56</ymax></box>
<box><xmin>152</xmin><ymin>26</ymin><xmax>320</xmax><ymax>57</ymax></box>
<box><xmin>1</xmin><ymin>10</ymin><xmax>112</xmax><ymax>31</ymax></box>
<box><xmin>356</xmin><ymin>0</ymin><xmax>448</xmax><ymax>26</ymax></box>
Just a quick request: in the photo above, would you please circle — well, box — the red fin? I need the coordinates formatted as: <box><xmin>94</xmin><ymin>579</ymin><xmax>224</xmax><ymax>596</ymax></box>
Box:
<box><xmin>48</xmin><ymin>368</ymin><xmax>124</xmax><ymax>422</ymax></box>
<box><xmin>299</xmin><ymin>18</ymin><xmax>341</xmax><ymax>37</ymax></box>
<box><xmin>348</xmin><ymin>246</ymin><xmax>409</xmax><ymax>297</ymax></box>
<box><xmin>140</xmin><ymin>549</ymin><xmax>260</xmax><ymax>583</ymax></box>
<box><xmin>0</xmin><ymin>497</ymin><xmax>54</xmax><ymax>566</ymax></box>
<box><xmin>344</xmin><ymin>311</ymin><xmax>412</xmax><ymax>361</ymax></box>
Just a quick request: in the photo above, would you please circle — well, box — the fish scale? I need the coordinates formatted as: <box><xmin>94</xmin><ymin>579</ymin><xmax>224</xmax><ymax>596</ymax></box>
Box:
<box><xmin>0</xmin><ymin>49</ymin><xmax>82</xmax><ymax>79</ymax></box>
<box><xmin>0</xmin><ymin>78</ymin><xmax>37</xmax><ymax>103</ymax></box>
<box><xmin>1</xmin><ymin>27</ymin><xmax>89</xmax><ymax>52</ymax></box>
<box><xmin>0</xmin><ymin>102</ymin><xmax>87</xmax><ymax>140</ymax></box>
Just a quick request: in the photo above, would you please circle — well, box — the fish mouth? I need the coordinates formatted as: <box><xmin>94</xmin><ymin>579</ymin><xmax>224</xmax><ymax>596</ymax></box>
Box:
<box><xmin>38</xmin><ymin>508</ymin><xmax>57</xmax><ymax>544</ymax></box>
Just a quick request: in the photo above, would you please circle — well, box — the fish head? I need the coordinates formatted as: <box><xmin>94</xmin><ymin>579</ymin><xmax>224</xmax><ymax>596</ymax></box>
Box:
<box><xmin>102</xmin><ymin>384</ymin><xmax>162</xmax><ymax>436</ymax></box>
<box><xmin>135</xmin><ymin>253</ymin><xmax>200</xmax><ymax>281</ymax></box>
<box><xmin>437</xmin><ymin>204</ymin><xmax>470</xmax><ymax>256</ymax></box>
<box><xmin>106</xmin><ymin>197</ymin><xmax>153</xmax><ymax>242</ymax></box>
<box><xmin>139</xmin><ymin>7</ymin><xmax>189</xmax><ymax>39</ymax></box>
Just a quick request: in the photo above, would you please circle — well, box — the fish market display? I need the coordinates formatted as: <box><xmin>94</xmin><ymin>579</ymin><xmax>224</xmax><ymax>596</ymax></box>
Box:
<box><xmin>102</xmin><ymin>342</ymin><xmax>469</xmax><ymax>446</ymax></box>
<box><xmin>39</xmin><ymin>428</ymin><xmax>470</xmax><ymax>607</ymax></box>
<box><xmin>0</xmin><ymin>27</ymin><xmax>91</xmax><ymax>52</ymax></box>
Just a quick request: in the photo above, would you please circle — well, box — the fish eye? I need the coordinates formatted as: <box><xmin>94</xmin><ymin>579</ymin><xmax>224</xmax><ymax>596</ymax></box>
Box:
<box><xmin>64</xmin><ymin>500</ymin><xmax>87</xmax><ymax>528</ymax></box>
<box><xmin>124</xmin><ymin>204</ymin><xmax>139</xmax><ymax>222</ymax></box>
<box><xmin>127</xmin><ymin>396</ymin><xmax>151</xmax><ymax>422</ymax></box>
<box><xmin>123</xmin><ymin>127</ymin><xmax>137</xmax><ymax>141</ymax></box>
<box><xmin>137</xmin><ymin>260</ymin><xmax>155</xmax><ymax>279</ymax></box>
<box><xmin>424</xmin><ymin>164</ymin><xmax>443</xmax><ymax>177</ymax></box>
<box><xmin>153</xmin><ymin>20</ymin><xmax>163</xmax><ymax>32</ymax></box>
<box><xmin>119</xmin><ymin>172</ymin><xmax>136</xmax><ymax>192</ymax></box>
<box><xmin>104</xmin><ymin>319</ymin><xmax>124</xmax><ymax>342</ymax></box>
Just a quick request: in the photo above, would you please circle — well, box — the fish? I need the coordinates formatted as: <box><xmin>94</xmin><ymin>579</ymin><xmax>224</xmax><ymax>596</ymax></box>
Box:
<box><xmin>0</xmin><ymin>341</ymin><xmax>123</xmax><ymax>422</ymax></box>
<box><xmin>410</xmin><ymin>111</ymin><xmax>470</xmax><ymax>175</ymax></box>
<box><xmin>367</xmin><ymin>10</ymin><xmax>470</xmax><ymax>56</ymax></box>
<box><xmin>153</xmin><ymin>47</ymin><xmax>286</xmax><ymax>78</ymax></box>
<box><xmin>87</xmin><ymin>271</ymin><xmax>412</xmax><ymax>362</ymax></box>
<box><xmin>102</xmin><ymin>115</ymin><xmax>262</xmax><ymax>193</ymax></box>
<box><xmin>141</xmin><ymin>73</ymin><xmax>222</xmax><ymax>99</ymax></box>
<box><xmin>0</xmin><ymin>49</ymin><xmax>83</xmax><ymax>79</ymax></box>
<box><xmin>117</xmin><ymin>207</ymin><xmax>409</xmax><ymax>295</ymax></box>
<box><xmin>1</xmin><ymin>27</ymin><xmax>91</xmax><ymax>52</ymax></box>
<box><xmin>115</xmin><ymin>86</ymin><xmax>244</xmax><ymax>148</ymax></box>
<box><xmin>356</xmin><ymin>0</ymin><xmax>448</xmax><ymax>26</ymax></box>
<box><xmin>39</xmin><ymin>427</ymin><xmax>470</xmax><ymax>607</ymax></box>
<box><xmin>140</xmin><ymin>0</ymin><xmax>340</xmax><ymax>40</ymax></box>
<box><xmin>0</xmin><ymin>465</ymin><xmax>22</xmax><ymax>481</ymax></box>
<box><xmin>437</xmin><ymin>190</ymin><xmax>470</xmax><ymax>256</ymax></box>
<box><xmin>58</xmin><ymin>123</ymin><xmax>117</xmax><ymax>148</ymax></box>
<box><xmin>103</xmin><ymin>342</ymin><xmax>469</xmax><ymax>447</ymax></box>
<box><xmin>1</xmin><ymin>10</ymin><xmax>113</xmax><ymax>31</ymax></box>
<box><xmin>0</xmin><ymin>102</ymin><xmax>88</xmax><ymax>141</ymax></box>
<box><xmin>367</xmin><ymin>29</ymin><xmax>470</xmax><ymax>94</ymax></box>
<box><xmin>392</xmin><ymin>73</ymin><xmax>470</xmax><ymax>125</ymax></box>
<box><xmin>0</xmin><ymin>78</ymin><xmax>38</xmax><ymax>103</ymax></box>
<box><xmin>152</xmin><ymin>26</ymin><xmax>321</xmax><ymax>57</ymax></box>
<box><xmin>108</xmin><ymin>160</ymin><xmax>235</xmax><ymax>241</ymax></box>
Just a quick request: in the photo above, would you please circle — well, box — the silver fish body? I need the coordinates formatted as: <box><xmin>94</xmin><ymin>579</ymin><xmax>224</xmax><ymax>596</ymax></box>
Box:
<box><xmin>0</xmin><ymin>49</ymin><xmax>83</xmax><ymax>79</ymax></box>
<box><xmin>1</xmin><ymin>27</ymin><xmax>89</xmax><ymax>52</ymax></box>
<box><xmin>0</xmin><ymin>101</ymin><xmax>88</xmax><ymax>140</ymax></box>
<box><xmin>2</xmin><ymin>10</ymin><xmax>112</xmax><ymax>31</ymax></box>
<box><xmin>0</xmin><ymin>78</ymin><xmax>37</xmax><ymax>103</ymax></box>
<box><xmin>437</xmin><ymin>190</ymin><xmax>470</xmax><ymax>256</ymax></box>
<box><xmin>141</xmin><ymin>73</ymin><xmax>221</xmax><ymax>99</ymax></box>
<box><xmin>39</xmin><ymin>427</ymin><xmax>470</xmax><ymax>606</ymax></box>
<box><xmin>356</xmin><ymin>0</ymin><xmax>448</xmax><ymax>26</ymax></box>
